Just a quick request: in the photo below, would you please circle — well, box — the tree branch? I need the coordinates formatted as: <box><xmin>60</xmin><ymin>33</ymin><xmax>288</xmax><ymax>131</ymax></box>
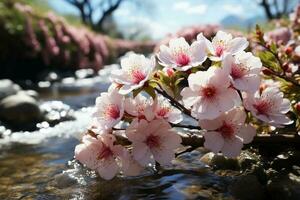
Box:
<box><xmin>170</xmin><ymin>123</ymin><xmax>201</xmax><ymax>130</ymax></box>
<box><xmin>96</xmin><ymin>0</ymin><xmax>123</xmax><ymax>30</ymax></box>
<box><xmin>258</xmin><ymin>43</ymin><xmax>300</xmax><ymax>87</ymax></box>
<box><xmin>154</xmin><ymin>87</ymin><xmax>197</xmax><ymax>121</ymax></box>
<box><xmin>259</xmin><ymin>0</ymin><xmax>275</xmax><ymax>20</ymax></box>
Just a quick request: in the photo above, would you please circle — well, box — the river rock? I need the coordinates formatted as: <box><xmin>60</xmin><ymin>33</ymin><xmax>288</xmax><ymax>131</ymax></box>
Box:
<box><xmin>0</xmin><ymin>79</ymin><xmax>21</xmax><ymax>100</ymax></box>
<box><xmin>17</xmin><ymin>90</ymin><xmax>39</xmax><ymax>100</ymax></box>
<box><xmin>270</xmin><ymin>150</ymin><xmax>300</xmax><ymax>172</ymax></box>
<box><xmin>0</xmin><ymin>93</ymin><xmax>42</xmax><ymax>129</ymax></box>
<box><xmin>200</xmin><ymin>152</ymin><xmax>240</xmax><ymax>170</ymax></box>
<box><xmin>267</xmin><ymin>174</ymin><xmax>300</xmax><ymax>200</ymax></box>
<box><xmin>229</xmin><ymin>174</ymin><xmax>265</xmax><ymax>200</ymax></box>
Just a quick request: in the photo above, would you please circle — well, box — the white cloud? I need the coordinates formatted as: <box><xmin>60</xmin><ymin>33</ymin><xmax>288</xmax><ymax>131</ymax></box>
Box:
<box><xmin>114</xmin><ymin>9</ymin><xmax>131</xmax><ymax>17</ymax></box>
<box><xmin>173</xmin><ymin>2</ymin><xmax>190</xmax><ymax>10</ymax></box>
<box><xmin>117</xmin><ymin>14</ymin><xmax>170</xmax><ymax>39</ymax></box>
<box><xmin>173</xmin><ymin>1</ymin><xmax>207</xmax><ymax>15</ymax></box>
<box><xmin>223</xmin><ymin>4</ymin><xmax>244</xmax><ymax>15</ymax></box>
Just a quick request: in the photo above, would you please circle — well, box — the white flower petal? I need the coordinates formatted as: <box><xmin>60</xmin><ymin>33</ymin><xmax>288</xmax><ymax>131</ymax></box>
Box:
<box><xmin>237</xmin><ymin>124</ymin><xmax>256</xmax><ymax>144</ymax></box>
<box><xmin>221</xmin><ymin>137</ymin><xmax>243</xmax><ymax>158</ymax></box>
<box><xmin>203</xmin><ymin>131</ymin><xmax>224</xmax><ymax>154</ymax></box>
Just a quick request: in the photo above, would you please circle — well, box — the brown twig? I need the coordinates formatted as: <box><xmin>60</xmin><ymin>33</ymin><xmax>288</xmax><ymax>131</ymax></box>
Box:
<box><xmin>264</xmin><ymin>66</ymin><xmax>300</xmax><ymax>87</ymax></box>
<box><xmin>170</xmin><ymin>123</ymin><xmax>201</xmax><ymax>130</ymax></box>
<box><xmin>259</xmin><ymin>43</ymin><xmax>300</xmax><ymax>87</ymax></box>
<box><xmin>154</xmin><ymin>88</ymin><xmax>197</xmax><ymax>120</ymax></box>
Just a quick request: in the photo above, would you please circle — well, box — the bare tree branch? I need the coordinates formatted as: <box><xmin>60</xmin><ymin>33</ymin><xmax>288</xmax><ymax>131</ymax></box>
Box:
<box><xmin>62</xmin><ymin>0</ymin><xmax>130</xmax><ymax>31</ymax></box>
<box><xmin>95</xmin><ymin>0</ymin><xmax>123</xmax><ymax>30</ymax></box>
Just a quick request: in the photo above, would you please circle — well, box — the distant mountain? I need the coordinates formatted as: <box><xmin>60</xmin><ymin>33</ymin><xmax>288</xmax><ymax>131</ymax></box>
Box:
<box><xmin>221</xmin><ymin>15</ymin><xmax>266</xmax><ymax>30</ymax></box>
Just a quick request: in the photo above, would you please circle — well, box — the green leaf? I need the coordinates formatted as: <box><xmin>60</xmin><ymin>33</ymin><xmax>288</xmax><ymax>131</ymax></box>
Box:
<box><xmin>258</xmin><ymin>51</ymin><xmax>281</xmax><ymax>71</ymax></box>
<box><xmin>174</xmin><ymin>77</ymin><xmax>185</xmax><ymax>86</ymax></box>
<box><xmin>158</xmin><ymin>71</ymin><xmax>171</xmax><ymax>85</ymax></box>
<box><xmin>270</xmin><ymin>42</ymin><xmax>278</xmax><ymax>54</ymax></box>
<box><xmin>148</xmin><ymin>79</ymin><xmax>160</xmax><ymax>88</ymax></box>
<box><xmin>144</xmin><ymin>86</ymin><xmax>156</xmax><ymax>99</ymax></box>
<box><xmin>132</xmin><ymin>87</ymin><xmax>143</xmax><ymax>97</ymax></box>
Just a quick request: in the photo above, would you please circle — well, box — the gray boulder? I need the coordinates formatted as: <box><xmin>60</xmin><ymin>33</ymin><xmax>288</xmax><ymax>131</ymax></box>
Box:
<box><xmin>0</xmin><ymin>93</ymin><xmax>42</xmax><ymax>129</ymax></box>
<box><xmin>0</xmin><ymin>79</ymin><xmax>21</xmax><ymax>100</ymax></box>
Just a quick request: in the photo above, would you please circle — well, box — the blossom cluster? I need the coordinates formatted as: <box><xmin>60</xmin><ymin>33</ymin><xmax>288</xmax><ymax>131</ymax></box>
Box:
<box><xmin>11</xmin><ymin>2</ymin><xmax>154</xmax><ymax>72</ymax></box>
<box><xmin>74</xmin><ymin>31</ymin><xmax>292</xmax><ymax>180</ymax></box>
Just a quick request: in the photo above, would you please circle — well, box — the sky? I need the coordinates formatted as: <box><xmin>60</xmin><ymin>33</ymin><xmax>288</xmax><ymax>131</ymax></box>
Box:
<box><xmin>48</xmin><ymin>0</ymin><xmax>265</xmax><ymax>39</ymax></box>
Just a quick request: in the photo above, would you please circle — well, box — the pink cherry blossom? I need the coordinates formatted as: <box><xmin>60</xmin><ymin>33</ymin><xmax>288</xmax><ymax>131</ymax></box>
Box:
<box><xmin>197</xmin><ymin>31</ymin><xmax>248</xmax><ymax>61</ymax></box>
<box><xmin>157</xmin><ymin>37</ymin><xmax>207</xmax><ymax>71</ymax></box>
<box><xmin>124</xmin><ymin>94</ymin><xmax>154</xmax><ymax>121</ymax></box>
<box><xmin>75</xmin><ymin>134</ymin><xmax>138</xmax><ymax>180</ymax></box>
<box><xmin>163</xmin><ymin>67</ymin><xmax>175</xmax><ymax>77</ymax></box>
<box><xmin>111</xmin><ymin>53</ymin><xmax>155</xmax><ymax>95</ymax></box>
<box><xmin>243</xmin><ymin>87</ymin><xmax>293</xmax><ymax>126</ymax></box>
<box><xmin>126</xmin><ymin>119</ymin><xmax>182</xmax><ymax>166</ymax></box>
<box><xmin>199</xmin><ymin>108</ymin><xmax>256</xmax><ymax>158</ymax></box>
<box><xmin>153</xmin><ymin>96</ymin><xmax>183</xmax><ymax>124</ymax></box>
<box><xmin>181</xmin><ymin>67</ymin><xmax>241</xmax><ymax>120</ymax></box>
<box><xmin>93</xmin><ymin>89</ymin><xmax>124</xmax><ymax>130</ymax></box>
<box><xmin>223</xmin><ymin>52</ymin><xmax>262</xmax><ymax>92</ymax></box>
<box><xmin>264</xmin><ymin>27</ymin><xmax>291</xmax><ymax>45</ymax></box>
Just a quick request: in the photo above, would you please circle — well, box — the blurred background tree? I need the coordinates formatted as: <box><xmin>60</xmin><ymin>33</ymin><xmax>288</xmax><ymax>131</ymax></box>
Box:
<box><xmin>258</xmin><ymin>0</ymin><xmax>298</xmax><ymax>19</ymax></box>
<box><xmin>62</xmin><ymin>0</ymin><xmax>150</xmax><ymax>35</ymax></box>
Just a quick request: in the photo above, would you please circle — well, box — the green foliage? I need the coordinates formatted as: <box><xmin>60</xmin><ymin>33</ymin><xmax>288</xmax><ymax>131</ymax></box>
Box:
<box><xmin>258</xmin><ymin>51</ymin><xmax>281</xmax><ymax>72</ymax></box>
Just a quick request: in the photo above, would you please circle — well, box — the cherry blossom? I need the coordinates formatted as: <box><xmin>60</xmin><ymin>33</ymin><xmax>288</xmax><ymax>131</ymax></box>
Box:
<box><xmin>75</xmin><ymin>134</ymin><xmax>140</xmax><ymax>180</ymax></box>
<box><xmin>163</xmin><ymin>67</ymin><xmax>175</xmax><ymax>77</ymax></box>
<box><xmin>264</xmin><ymin>27</ymin><xmax>291</xmax><ymax>45</ymax></box>
<box><xmin>124</xmin><ymin>94</ymin><xmax>154</xmax><ymax>121</ymax></box>
<box><xmin>243</xmin><ymin>87</ymin><xmax>293</xmax><ymax>126</ymax></box>
<box><xmin>222</xmin><ymin>52</ymin><xmax>262</xmax><ymax>92</ymax></box>
<box><xmin>126</xmin><ymin>119</ymin><xmax>182</xmax><ymax>166</ymax></box>
<box><xmin>157</xmin><ymin>37</ymin><xmax>207</xmax><ymax>71</ymax></box>
<box><xmin>181</xmin><ymin>67</ymin><xmax>241</xmax><ymax>120</ymax></box>
<box><xmin>93</xmin><ymin>89</ymin><xmax>124</xmax><ymax>130</ymax></box>
<box><xmin>111</xmin><ymin>53</ymin><xmax>155</xmax><ymax>95</ymax></box>
<box><xmin>197</xmin><ymin>31</ymin><xmax>248</xmax><ymax>61</ymax></box>
<box><xmin>153</xmin><ymin>96</ymin><xmax>183</xmax><ymax>124</ymax></box>
<box><xmin>199</xmin><ymin>108</ymin><xmax>256</xmax><ymax>158</ymax></box>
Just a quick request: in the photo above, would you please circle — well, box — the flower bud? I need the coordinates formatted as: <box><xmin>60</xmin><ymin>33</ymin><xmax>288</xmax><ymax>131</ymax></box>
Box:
<box><xmin>259</xmin><ymin>83</ymin><xmax>267</xmax><ymax>94</ymax></box>
<box><xmin>295</xmin><ymin>102</ymin><xmax>300</xmax><ymax>113</ymax></box>
<box><xmin>285</xmin><ymin>46</ymin><xmax>293</xmax><ymax>55</ymax></box>
<box><xmin>282</xmin><ymin>62</ymin><xmax>289</xmax><ymax>71</ymax></box>
<box><xmin>166</xmin><ymin>68</ymin><xmax>175</xmax><ymax>77</ymax></box>
<box><xmin>153</xmin><ymin>71</ymin><xmax>160</xmax><ymax>79</ymax></box>
<box><xmin>262</xmin><ymin>68</ymin><xmax>273</xmax><ymax>75</ymax></box>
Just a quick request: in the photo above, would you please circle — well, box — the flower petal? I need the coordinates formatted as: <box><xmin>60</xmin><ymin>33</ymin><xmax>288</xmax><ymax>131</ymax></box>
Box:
<box><xmin>221</xmin><ymin>137</ymin><xmax>243</xmax><ymax>158</ymax></box>
<box><xmin>236</xmin><ymin>124</ymin><xmax>256</xmax><ymax>144</ymax></box>
<box><xmin>97</xmin><ymin>157</ymin><xmax>119</xmax><ymax>180</ymax></box>
<box><xmin>203</xmin><ymin>131</ymin><xmax>224</xmax><ymax>154</ymax></box>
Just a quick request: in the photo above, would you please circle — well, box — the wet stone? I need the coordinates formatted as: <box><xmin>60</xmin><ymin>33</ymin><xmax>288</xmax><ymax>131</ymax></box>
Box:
<box><xmin>0</xmin><ymin>93</ymin><xmax>42</xmax><ymax>130</ymax></box>
<box><xmin>229</xmin><ymin>174</ymin><xmax>265</xmax><ymax>200</ymax></box>
<box><xmin>270</xmin><ymin>150</ymin><xmax>300</xmax><ymax>172</ymax></box>
<box><xmin>200</xmin><ymin>152</ymin><xmax>240</xmax><ymax>170</ymax></box>
<box><xmin>0</xmin><ymin>79</ymin><xmax>21</xmax><ymax>100</ymax></box>
<box><xmin>267</xmin><ymin>174</ymin><xmax>300</xmax><ymax>200</ymax></box>
<box><xmin>17</xmin><ymin>90</ymin><xmax>39</xmax><ymax>100</ymax></box>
